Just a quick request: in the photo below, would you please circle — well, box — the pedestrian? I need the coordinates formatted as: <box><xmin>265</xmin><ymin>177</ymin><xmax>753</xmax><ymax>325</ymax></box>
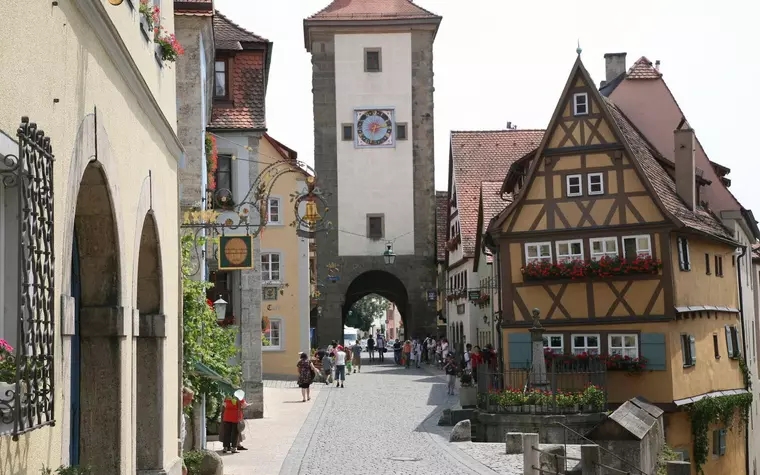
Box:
<box><xmin>471</xmin><ymin>345</ymin><xmax>482</xmax><ymax>383</ymax></box>
<box><xmin>345</xmin><ymin>346</ymin><xmax>353</xmax><ymax>375</ymax></box>
<box><xmin>297</xmin><ymin>352</ymin><xmax>317</xmax><ymax>402</ymax></box>
<box><xmin>351</xmin><ymin>340</ymin><xmax>362</xmax><ymax>373</ymax></box>
<box><xmin>436</xmin><ymin>339</ymin><xmax>443</xmax><ymax>368</ymax></box>
<box><xmin>393</xmin><ymin>339</ymin><xmax>402</xmax><ymax>365</ymax></box>
<box><xmin>427</xmin><ymin>336</ymin><xmax>437</xmax><ymax>365</ymax></box>
<box><xmin>463</xmin><ymin>343</ymin><xmax>473</xmax><ymax>371</ymax></box>
<box><xmin>376</xmin><ymin>333</ymin><xmax>386</xmax><ymax>362</ymax></box>
<box><xmin>444</xmin><ymin>354</ymin><xmax>458</xmax><ymax>395</ymax></box>
<box><xmin>321</xmin><ymin>350</ymin><xmax>334</xmax><ymax>385</ymax></box>
<box><xmin>367</xmin><ymin>335</ymin><xmax>375</xmax><ymax>362</ymax></box>
<box><xmin>334</xmin><ymin>345</ymin><xmax>347</xmax><ymax>388</ymax></box>
<box><xmin>412</xmin><ymin>339</ymin><xmax>421</xmax><ymax>368</ymax></box>
<box><xmin>403</xmin><ymin>340</ymin><xmax>412</xmax><ymax>369</ymax></box>
<box><xmin>221</xmin><ymin>392</ymin><xmax>248</xmax><ymax>454</ymax></box>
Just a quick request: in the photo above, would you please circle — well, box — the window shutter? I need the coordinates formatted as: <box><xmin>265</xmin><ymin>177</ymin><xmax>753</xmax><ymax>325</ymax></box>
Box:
<box><xmin>508</xmin><ymin>333</ymin><xmax>533</xmax><ymax>369</ymax></box>
<box><xmin>731</xmin><ymin>326</ymin><xmax>741</xmax><ymax>358</ymax></box>
<box><xmin>726</xmin><ymin>325</ymin><xmax>735</xmax><ymax>358</ymax></box>
<box><xmin>677</xmin><ymin>238</ymin><xmax>685</xmax><ymax>270</ymax></box>
<box><xmin>689</xmin><ymin>335</ymin><xmax>697</xmax><ymax>365</ymax></box>
<box><xmin>640</xmin><ymin>333</ymin><xmax>667</xmax><ymax>370</ymax></box>
<box><xmin>684</xmin><ymin>240</ymin><xmax>690</xmax><ymax>270</ymax></box>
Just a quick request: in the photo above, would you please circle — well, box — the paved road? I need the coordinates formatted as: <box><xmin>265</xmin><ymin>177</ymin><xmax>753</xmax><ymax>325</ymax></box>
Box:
<box><xmin>279</xmin><ymin>359</ymin><xmax>499</xmax><ymax>475</ymax></box>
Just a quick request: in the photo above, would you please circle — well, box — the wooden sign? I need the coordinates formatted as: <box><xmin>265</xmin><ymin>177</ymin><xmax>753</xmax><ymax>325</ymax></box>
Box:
<box><xmin>218</xmin><ymin>236</ymin><xmax>254</xmax><ymax>270</ymax></box>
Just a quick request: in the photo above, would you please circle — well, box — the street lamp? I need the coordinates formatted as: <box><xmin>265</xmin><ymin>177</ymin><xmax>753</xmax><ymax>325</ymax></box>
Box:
<box><xmin>213</xmin><ymin>296</ymin><xmax>228</xmax><ymax>322</ymax></box>
<box><xmin>383</xmin><ymin>242</ymin><xmax>396</xmax><ymax>265</ymax></box>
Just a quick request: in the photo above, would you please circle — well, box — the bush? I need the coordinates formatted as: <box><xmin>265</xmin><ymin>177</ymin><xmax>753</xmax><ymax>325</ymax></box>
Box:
<box><xmin>183</xmin><ymin>450</ymin><xmax>205</xmax><ymax>475</ymax></box>
<box><xmin>41</xmin><ymin>467</ymin><xmax>92</xmax><ymax>475</ymax></box>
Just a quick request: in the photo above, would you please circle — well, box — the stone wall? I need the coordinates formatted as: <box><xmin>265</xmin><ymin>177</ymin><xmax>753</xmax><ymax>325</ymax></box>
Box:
<box><xmin>310</xmin><ymin>30</ymin><xmax>438</xmax><ymax>345</ymax></box>
<box><xmin>475</xmin><ymin>412</ymin><xmax>606</xmax><ymax>444</ymax></box>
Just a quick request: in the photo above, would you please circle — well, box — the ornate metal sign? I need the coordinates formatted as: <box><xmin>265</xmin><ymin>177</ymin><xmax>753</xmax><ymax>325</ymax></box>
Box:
<box><xmin>218</xmin><ymin>236</ymin><xmax>254</xmax><ymax>270</ymax></box>
<box><xmin>290</xmin><ymin>175</ymin><xmax>332</xmax><ymax>238</ymax></box>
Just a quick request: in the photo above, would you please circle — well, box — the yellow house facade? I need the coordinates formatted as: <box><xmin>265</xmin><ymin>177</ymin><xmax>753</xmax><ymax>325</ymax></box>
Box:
<box><xmin>259</xmin><ymin>134</ymin><xmax>312</xmax><ymax>378</ymax></box>
<box><xmin>488</xmin><ymin>57</ymin><xmax>749</xmax><ymax>475</ymax></box>
<box><xmin>0</xmin><ymin>1</ymin><xmax>183</xmax><ymax>474</ymax></box>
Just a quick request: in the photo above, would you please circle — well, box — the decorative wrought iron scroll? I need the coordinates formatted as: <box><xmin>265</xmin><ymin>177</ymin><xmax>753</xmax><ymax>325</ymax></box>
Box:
<box><xmin>182</xmin><ymin>157</ymin><xmax>331</xmax><ymax>277</ymax></box>
<box><xmin>0</xmin><ymin>117</ymin><xmax>56</xmax><ymax>439</ymax></box>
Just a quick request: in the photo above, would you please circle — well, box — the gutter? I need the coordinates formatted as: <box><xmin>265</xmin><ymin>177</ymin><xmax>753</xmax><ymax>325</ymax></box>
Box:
<box><xmin>736</xmin><ymin>244</ymin><xmax>750</xmax><ymax>475</ymax></box>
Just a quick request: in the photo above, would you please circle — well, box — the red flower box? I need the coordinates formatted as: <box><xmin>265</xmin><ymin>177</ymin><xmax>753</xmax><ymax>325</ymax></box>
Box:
<box><xmin>521</xmin><ymin>255</ymin><xmax>662</xmax><ymax>281</ymax></box>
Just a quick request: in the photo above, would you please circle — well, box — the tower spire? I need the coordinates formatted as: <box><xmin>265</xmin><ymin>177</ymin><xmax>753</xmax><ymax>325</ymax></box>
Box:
<box><xmin>576</xmin><ymin>39</ymin><xmax>582</xmax><ymax>56</ymax></box>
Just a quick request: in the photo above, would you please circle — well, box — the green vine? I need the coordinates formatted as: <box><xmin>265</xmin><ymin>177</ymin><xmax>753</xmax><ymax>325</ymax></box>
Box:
<box><xmin>688</xmin><ymin>393</ymin><xmax>753</xmax><ymax>474</ymax></box>
<box><xmin>739</xmin><ymin>356</ymin><xmax>751</xmax><ymax>389</ymax></box>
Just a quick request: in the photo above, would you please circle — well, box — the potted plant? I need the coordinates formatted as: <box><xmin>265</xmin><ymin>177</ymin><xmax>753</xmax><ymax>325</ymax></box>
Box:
<box><xmin>459</xmin><ymin>370</ymin><xmax>477</xmax><ymax>408</ymax></box>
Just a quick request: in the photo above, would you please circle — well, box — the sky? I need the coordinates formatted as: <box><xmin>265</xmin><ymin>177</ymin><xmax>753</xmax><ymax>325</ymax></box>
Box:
<box><xmin>213</xmin><ymin>0</ymin><xmax>760</xmax><ymax>216</ymax></box>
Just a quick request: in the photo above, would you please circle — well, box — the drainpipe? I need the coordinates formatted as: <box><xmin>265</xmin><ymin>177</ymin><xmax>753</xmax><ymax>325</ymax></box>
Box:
<box><xmin>736</xmin><ymin>244</ymin><xmax>749</xmax><ymax>475</ymax></box>
<box><xmin>495</xmin><ymin>250</ymin><xmax>504</xmax><ymax>375</ymax></box>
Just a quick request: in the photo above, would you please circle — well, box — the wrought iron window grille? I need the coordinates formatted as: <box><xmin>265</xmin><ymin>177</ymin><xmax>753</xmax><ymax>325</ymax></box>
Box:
<box><xmin>0</xmin><ymin>117</ymin><xmax>56</xmax><ymax>439</ymax></box>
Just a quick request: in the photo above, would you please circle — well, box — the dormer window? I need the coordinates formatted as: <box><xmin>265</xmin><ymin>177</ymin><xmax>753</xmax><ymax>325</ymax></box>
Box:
<box><xmin>214</xmin><ymin>59</ymin><xmax>228</xmax><ymax>98</ymax></box>
<box><xmin>573</xmin><ymin>93</ymin><xmax>588</xmax><ymax>116</ymax></box>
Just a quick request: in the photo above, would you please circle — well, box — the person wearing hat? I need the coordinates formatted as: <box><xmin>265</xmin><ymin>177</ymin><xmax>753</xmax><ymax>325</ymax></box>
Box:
<box><xmin>334</xmin><ymin>345</ymin><xmax>347</xmax><ymax>388</ymax></box>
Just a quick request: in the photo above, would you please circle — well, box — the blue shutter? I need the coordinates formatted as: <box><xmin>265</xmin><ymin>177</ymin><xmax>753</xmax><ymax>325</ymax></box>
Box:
<box><xmin>640</xmin><ymin>333</ymin><xmax>667</xmax><ymax>371</ymax></box>
<box><xmin>508</xmin><ymin>333</ymin><xmax>533</xmax><ymax>369</ymax></box>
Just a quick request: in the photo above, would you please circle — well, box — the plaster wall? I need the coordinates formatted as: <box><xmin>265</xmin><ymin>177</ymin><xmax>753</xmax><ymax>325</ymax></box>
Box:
<box><xmin>334</xmin><ymin>32</ymin><xmax>415</xmax><ymax>257</ymax></box>
<box><xmin>0</xmin><ymin>1</ymin><xmax>182</xmax><ymax>474</ymax></box>
<box><xmin>666</xmin><ymin>411</ymin><xmax>745</xmax><ymax>475</ymax></box>
<box><xmin>670</xmin><ymin>235</ymin><xmax>738</xmax><ymax>308</ymax></box>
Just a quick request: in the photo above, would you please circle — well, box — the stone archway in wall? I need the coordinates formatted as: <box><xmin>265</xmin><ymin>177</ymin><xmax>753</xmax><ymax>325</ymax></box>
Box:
<box><xmin>73</xmin><ymin>163</ymin><xmax>122</xmax><ymax>473</ymax></box>
<box><xmin>342</xmin><ymin>270</ymin><xmax>410</xmax><ymax>341</ymax></box>
<box><xmin>135</xmin><ymin>213</ymin><xmax>165</xmax><ymax>472</ymax></box>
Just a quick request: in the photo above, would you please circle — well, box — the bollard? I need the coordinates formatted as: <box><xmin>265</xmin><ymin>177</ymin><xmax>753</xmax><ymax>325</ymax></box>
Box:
<box><xmin>580</xmin><ymin>445</ymin><xmax>601</xmax><ymax>475</ymax></box>
<box><xmin>505</xmin><ymin>432</ymin><xmax>524</xmax><ymax>454</ymax></box>
<box><xmin>522</xmin><ymin>433</ymin><xmax>540</xmax><ymax>475</ymax></box>
<box><xmin>666</xmin><ymin>461</ymin><xmax>691</xmax><ymax>475</ymax></box>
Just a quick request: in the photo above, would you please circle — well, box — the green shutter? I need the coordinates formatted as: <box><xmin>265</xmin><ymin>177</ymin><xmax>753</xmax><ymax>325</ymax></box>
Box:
<box><xmin>508</xmin><ymin>333</ymin><xmax>532</xmax><ymax>369</ymax></box>
<box><xmin>640</xmin><ymin>333</ymin><xmax>667</xmax><ymax>371</ymax></box>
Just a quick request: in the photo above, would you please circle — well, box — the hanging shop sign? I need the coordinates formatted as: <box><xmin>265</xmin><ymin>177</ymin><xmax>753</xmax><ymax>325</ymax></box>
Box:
<box><xmin>218</xmin><ymin>235</ymin><xmax>254</xmax><ymax>270</ymax></box>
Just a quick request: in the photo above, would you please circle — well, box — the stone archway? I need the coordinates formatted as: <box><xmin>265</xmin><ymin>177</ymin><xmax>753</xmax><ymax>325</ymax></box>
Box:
<box><xmin>135</xmin><ymin>213</ymin><xmax>164</xmax><ymax>472</ymax></box>
<box><xmin>73</xmin><ymin>163</ymin><xmax>122</xmax><ymax>473</ymax></box>
<box><xmin>343</xmin><ymin>270</ymin><xmax>410</xmax><ymax>339</ymax></box>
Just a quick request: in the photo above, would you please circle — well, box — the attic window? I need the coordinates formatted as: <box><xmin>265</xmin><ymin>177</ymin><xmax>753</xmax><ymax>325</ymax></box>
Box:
<box><xmin>573</xmin><ymin>93</ymin><xmax>588</xmax><ymax>116</ymax></box>
<box><xmin>364</xmin><ymin>48</ymin><xmax>382</xmax><ymax>73</ymax></box>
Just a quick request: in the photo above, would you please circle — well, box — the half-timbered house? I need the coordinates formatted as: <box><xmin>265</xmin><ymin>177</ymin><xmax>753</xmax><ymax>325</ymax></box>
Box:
<box><xmin>488</xmin><ymin>56</ymin><xmax>747</xmax><ymax>475</ymax></box>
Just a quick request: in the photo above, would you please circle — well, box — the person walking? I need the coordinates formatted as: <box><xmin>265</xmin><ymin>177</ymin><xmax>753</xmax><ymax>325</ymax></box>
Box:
<box><xmin>444</xmin><ymin>354</ymin><xmax>458</xmax><ymax>395</ymax></box>
<box><xmin>376</xmin><ymin>333</ymin><xmax>386</xmax><ymax>362</ymax></box>
<box><xmin>393</xmin><ymin>339</ymin><xmax>402</xmax><ymax>365</ymax></box>
<box><xmin>221</xmin><ymin>393</ymin><xmax>248</xmax><ymax>454</ymax></box>
<box><xmin>321</xmin><ymin>350</ymin><xmax>334</xmax><ymax>385</ymax></box>
<box><xmin>427</xmin><ymin>336</ymin><xmax>437</xmax><ymax>365</ymax></box>
<box><xmin>366</xmin><ymin>335</ymin><xmax>376</xmax><ymax>362</ymax></box>
<box><xmin>435</xmin><ymin>339</ymin><xmax>443</xmax><ymax>368</ymax></box>
<box><xmin>403</xmin><ymin>340</ymin><xmax>412</xmax><ymax>369</ymax></box>
<box><xmin>297</xmin><ymin>352</ymin><xmax>317</xmax><ymax>402</ymax></box>
<box><xmin>334</xmin><ymin>345</ymin><xmax>347</xmax><ymax>388</ymax></box>
<box><xmin>412</xmin><ymin>339</ymin><xmax>421</xmax><ymax>368</ymax></box>
<box><xmin>351</xmin><ymin>340</ymin><xmax>362</xmax><ymax>373</ymax></box>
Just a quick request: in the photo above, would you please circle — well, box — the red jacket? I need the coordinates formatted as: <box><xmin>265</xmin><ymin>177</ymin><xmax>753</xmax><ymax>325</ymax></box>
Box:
<box><xmin>222</xmin><ymin>398</ymin><xmax>244</xmax><ymax>423</ymax></box>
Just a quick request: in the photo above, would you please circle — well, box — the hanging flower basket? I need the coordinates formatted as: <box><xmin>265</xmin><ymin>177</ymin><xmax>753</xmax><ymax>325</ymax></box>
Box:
<box><xmin>154</xmin><ymin>27</ymin><xmax>185</xmax><ymax>62</ymax></box>
<box><xmin>446</xmin><ymin>235</ymin><xmax>461</xmax><ymax>252</ymax></box>
<box><xmin>476</xmin><ymin>293</ymin><xmax>491</xmax><ymax>309</ymax></box>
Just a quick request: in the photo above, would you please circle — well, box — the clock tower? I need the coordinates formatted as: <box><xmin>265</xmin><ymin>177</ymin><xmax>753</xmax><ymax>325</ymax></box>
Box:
<box><xmin>304</xmin><ymin>0</ymin><xmax>442</xmax><ymax>344</ymax></box>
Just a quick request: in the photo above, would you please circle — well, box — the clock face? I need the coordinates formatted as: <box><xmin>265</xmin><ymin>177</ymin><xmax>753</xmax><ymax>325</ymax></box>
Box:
<box><xmin>355</xmin><ymin>109</ymin><xmax>394</xmax><ymax>147</ymax></box>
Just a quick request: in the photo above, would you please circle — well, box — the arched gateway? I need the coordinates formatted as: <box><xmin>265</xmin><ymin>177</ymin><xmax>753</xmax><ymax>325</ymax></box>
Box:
<box><xmin>304</xmin><ymin>0</ymin><xmax>442</xmax><ymax>345</ymax></box>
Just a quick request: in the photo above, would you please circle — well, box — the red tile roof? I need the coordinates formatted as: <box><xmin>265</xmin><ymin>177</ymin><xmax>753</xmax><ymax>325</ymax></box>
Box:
<box><xmin>451</xmin><ymin>130</ymin><xmax>544</xmax><ymax>256</ymax></box>
<box><xmin>306</xmin><ymin>0</ymin><xmax>440</xmax><ymax>21</ymax></box>
<box><xmin>481</xmin><ymin>181</ymin><xmax>509</xmax><ymax>235</ymax></box>
<box><xmin>436</xmin><ymin>191</ymin><xmax>448</xmax><ymax>262</ymax></box>
<box><xmin>214</xmin><ymin>11</ymin><xmax>269</xmax><ymax>50</ymax></box>
<box><xmin>627</xmin><ymin>56</ymin><xmax>662</xmax><ymax>80</ymax></box>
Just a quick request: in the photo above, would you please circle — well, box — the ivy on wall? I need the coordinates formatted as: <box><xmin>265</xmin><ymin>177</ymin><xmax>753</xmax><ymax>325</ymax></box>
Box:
<box><xmin>688</xmin><ymin>392</ymin><xmax>753</xmax><ymax>474</ymax></box>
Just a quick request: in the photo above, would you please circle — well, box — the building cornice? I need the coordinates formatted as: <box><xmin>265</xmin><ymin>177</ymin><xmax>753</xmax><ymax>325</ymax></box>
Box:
<box><xmin>72</xmin><ymin>0</ymin><xmax>184</xmax><ymax>160</ymax></box>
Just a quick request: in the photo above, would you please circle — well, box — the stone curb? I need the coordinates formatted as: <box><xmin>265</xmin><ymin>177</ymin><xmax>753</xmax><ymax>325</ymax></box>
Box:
<box><xmin>277</xmin><ymin>384</ymin><xmax>331</xmax><ymax>475</ymax></box>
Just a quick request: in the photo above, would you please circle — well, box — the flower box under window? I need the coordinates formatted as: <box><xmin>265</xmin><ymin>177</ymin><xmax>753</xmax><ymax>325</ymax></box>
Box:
<box><xmin>521</xmin><ymin>255</ymin><xmax>662</xmax><ymax>281</ymax></box>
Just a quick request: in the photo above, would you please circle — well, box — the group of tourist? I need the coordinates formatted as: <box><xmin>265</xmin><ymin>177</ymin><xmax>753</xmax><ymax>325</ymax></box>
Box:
<box><xmin>296</xmin><ymin>339</ymin><xmax>364</xmax><ymax>396</ymax></box>
<box><xmin>391</xmin><ymin>336</ymin><xmax>450</xmax><ymax>368</ymax></box>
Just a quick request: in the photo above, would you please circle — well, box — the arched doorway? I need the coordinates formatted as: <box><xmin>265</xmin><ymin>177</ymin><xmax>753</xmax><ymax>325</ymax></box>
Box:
<box><xmin>70</xmin><ymin>163</ymin><xmax>122</xmax><ymax>472</ymax></box>
<box><xmin>342</xmin><ymin>270</ymin><xmax>409</xmax><ymax>340</ymax></box>
<box><xmin>135</xmin><ymin>213</ymin><xmax>164</xmax><ymax>470</ymax></box>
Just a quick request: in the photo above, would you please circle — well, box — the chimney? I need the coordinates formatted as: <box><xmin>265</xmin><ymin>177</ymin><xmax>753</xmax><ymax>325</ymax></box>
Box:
<box><xmin>603</xmin><ymin>52</ymin><xmax>627</xmax><ymax>83</ymax></box>
<box><xmin>674</xmin><ymin>123</ymin><xmax>696</xmax><ymax>212</ymax></box>
<box><xmin>655</xmin><ymin>60</ymin><xmax>661</xmax><ymax>72</ymax></box>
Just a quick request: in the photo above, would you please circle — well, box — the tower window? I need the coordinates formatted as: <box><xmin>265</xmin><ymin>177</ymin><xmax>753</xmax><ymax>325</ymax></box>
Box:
<box><xmin>366</xmin><ymin>214</ymin><xmax>384</xmax><ymax>240</ymax></box>
<box><xmin>397</xmin><ymin>123</ymin><xmax>408</xmax><ymax>140</ymax></box>
<box><xmin>342</xmin><ymin>124</ymin><xmax>353</xmax><ymax>141</ymax></box>
<box><xmin>364</xmin><ymin>48</ymin><xmax>382</xmax><ymax>73</ymax></box>
<box><xmin>573</xmin><ymin>93</ymin><xmax>588</xmax><ymax>116</ymax></box>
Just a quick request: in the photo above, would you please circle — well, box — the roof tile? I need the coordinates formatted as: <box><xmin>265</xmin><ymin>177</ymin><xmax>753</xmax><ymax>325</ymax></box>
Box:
<box><xmin>436</xmin><ymin>191</ymin><xmax>448</xmax><ymax>262</ymax></box>
<box><xmin>604</xmin><ymin>98</ymin><xmax>734</xmax><ymax>241</ymax></box>
<box><xmin>627</xmin><ymin>56</ymin><xmax>662</xmax><ymax>80</ymax></box>
<box><xmin>306</xmin><ymin>0</ymin><xmax>440</xmax><ymax>21</ymax></box>
<box><xmin>210</xmin><ymin>52</ymin><xmax>266</xmax><ymax>129</ymax></box>
<box><xmin>481</xmin><ymin>181</ymin><xmax>510</xmax><ymax>235</ymax></box>
<box><xmin>451</xmin><ymin>130</ymin><xmax>544</xmax><ymax>256</ymax></box>
<box><xmin>214</xmin><ymin>11</ymin><xmax>269</xmax><ymax>46</ymax></box>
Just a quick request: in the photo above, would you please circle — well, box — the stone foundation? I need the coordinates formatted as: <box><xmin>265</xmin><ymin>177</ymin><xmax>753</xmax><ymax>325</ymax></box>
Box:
<box><xmin>475</xmin><ymin>411</ymin><xmax>606</xmax><ymax>444</ymax></box>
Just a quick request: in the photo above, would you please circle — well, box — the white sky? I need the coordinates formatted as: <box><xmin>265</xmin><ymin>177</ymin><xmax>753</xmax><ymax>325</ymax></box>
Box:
<box><xmin>213</xmin><ymin>0</ymin><xmax>760</xmax><ymax>217</ymax></box>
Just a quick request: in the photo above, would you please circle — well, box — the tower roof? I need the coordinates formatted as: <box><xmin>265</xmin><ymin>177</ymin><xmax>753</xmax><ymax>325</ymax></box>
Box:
<box><xmin>303</xmin><ymin>0</ymin><xmax>441</xmax><ymax>51</ymax></box>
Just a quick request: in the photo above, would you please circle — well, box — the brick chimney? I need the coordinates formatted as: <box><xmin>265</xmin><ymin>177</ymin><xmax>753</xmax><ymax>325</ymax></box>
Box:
<box><xmin>674</xmin><ymin>123</ymin><xmax>696</xmax><ymax>212</ymax></box>
<box><xmin>602</xmin><ymin>53</ymin><xmax>627</xmax><ymax>86</ymax></box>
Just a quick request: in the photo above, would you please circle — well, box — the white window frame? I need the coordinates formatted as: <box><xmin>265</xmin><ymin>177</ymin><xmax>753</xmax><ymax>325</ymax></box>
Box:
<box><xmin>590</xmin><ymin>237</ymin><xmax>618</xmax><ymax>260</ymax></box>
<box><xmin>622</xmin><ymin>234</ymin><xmax>652</xmax><ymax>259</ymax></box>
<box><xmin>608</xmin><ymin>334</ymin><xmax>639</xmax><ymax>358</ymax></box>
<box><xmin>543</xmin><ymin>334</ymin><xmax>564</xmax><ymax>354</ymax></box>
<box><xmin>267</xmin><ymin>197</ymin><xmax>282</xmax><ymax>225</ymax></box>
<box><xmin>566</xmin><ymin>174</ymin><xmax>583</xmax><ymax>197</ymax></box>
<box><xmin>573</xmin><ymin>92</ymin><xmax>589</xmax><ymax>116</ymax></box>
<box><xmin>556</xmin><ymin>239</ymin><xmax>584</xmax><ymax>263</ymax></box>
<box><xmin>677</xmin><ymin>236</ymin><xmax>691</xmax><ymax>271</ymax></box>
<box><xmin>262</xmin><ymin>317</ymin><xmax>283</xmax><ymax>351</ymax></box>
<box><xmin>260</xmin><ymin>252</ymin><xmax>282</xmax><ymax>283</ymax></box>
<box><xmin>571</xmin><ymin>334</ymin><xmax>600</xmax><ymax>355</ymax></box>
<box><xmin>588</xmin><ymin>172</ymin><xmax>604</xmax><ymax>195</ymax></box>
<box><xmin>525</xmin><ymin>242</ymin><xmax>552</xmax><ymax>265</ymax></box>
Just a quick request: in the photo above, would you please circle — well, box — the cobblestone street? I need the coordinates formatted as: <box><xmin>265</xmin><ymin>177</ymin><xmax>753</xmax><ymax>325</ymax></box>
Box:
<box><xmin>277</xmin><ymin>358</ymin><xmax>499</xmax><ymax>475</ymax></box>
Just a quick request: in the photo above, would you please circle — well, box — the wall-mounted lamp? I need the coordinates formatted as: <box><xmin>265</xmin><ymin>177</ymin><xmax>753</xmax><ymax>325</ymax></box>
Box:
<box><xmin>213</xmin><ymin>296</ymin><xmax>228</xmax><ymax>322</ymax></box>
<box><xmin>483</xmin><ymin>315</ymin><xmax>489</xmax><ymax>324</ymax></box>
<box><xmin>383</xmin><ymin>242</ymin><xmax>396</xmax><ymax>265</ymax></box>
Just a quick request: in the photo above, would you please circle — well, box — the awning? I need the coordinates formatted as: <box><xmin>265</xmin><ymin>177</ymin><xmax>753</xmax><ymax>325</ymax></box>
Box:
<box><xmin>192</xmin><ymin>361</ymin><xmax>237</xmax><ymax>395</ymax></box>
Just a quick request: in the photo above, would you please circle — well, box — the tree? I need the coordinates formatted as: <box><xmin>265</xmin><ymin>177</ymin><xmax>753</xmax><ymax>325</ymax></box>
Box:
<box><xmin>346</xmin><ymin>295</ymin><xmax>389</xmax><ymax>331</ymax></box>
